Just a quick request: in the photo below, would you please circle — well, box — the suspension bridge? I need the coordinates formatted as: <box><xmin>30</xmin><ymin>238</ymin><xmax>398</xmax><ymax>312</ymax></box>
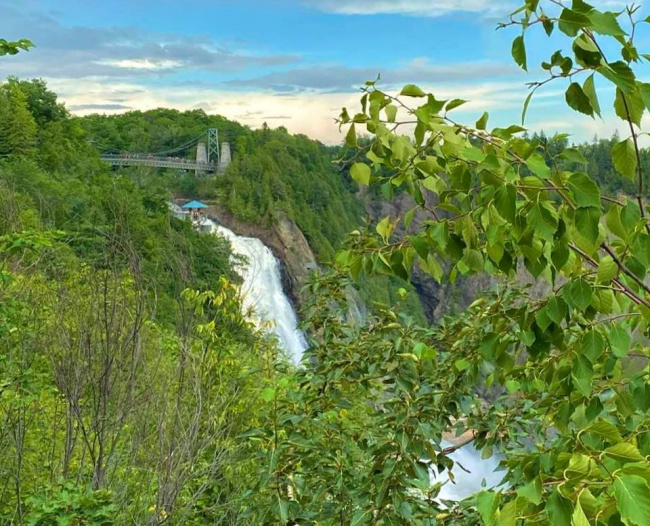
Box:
<box><xmin>99</xmin><ymin>128</ymin><xmax>231</xmax><ymax>174</ymax></box>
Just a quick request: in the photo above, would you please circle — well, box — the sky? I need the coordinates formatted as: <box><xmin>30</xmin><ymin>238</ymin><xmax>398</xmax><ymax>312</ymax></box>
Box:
<box><xmin>0</xmin><ymin>0</ymin><xmax>645</xmax><ymax>144</ymax></box>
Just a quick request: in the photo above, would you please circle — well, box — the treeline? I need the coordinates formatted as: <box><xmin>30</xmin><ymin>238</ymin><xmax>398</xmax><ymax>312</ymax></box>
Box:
<box><xmin>0</xmin><ymin>78</ymin><xmax>285</xmax><ymax>523</ymax></box>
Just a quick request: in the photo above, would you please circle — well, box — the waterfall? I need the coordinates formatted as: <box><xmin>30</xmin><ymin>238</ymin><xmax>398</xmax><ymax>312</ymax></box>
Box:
<box><xmin>215</xmin><ymin>225</ymin><xmax>308</xmax><ymax>363</ymax></box>
<box><xmin>434</xmin><ymin>442</ymin><xmax>504</xmax><ymax>502</ymax></box>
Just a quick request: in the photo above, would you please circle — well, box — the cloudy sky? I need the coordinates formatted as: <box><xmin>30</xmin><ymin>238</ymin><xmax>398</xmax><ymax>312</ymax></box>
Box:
<box><xmin>0</xmin><ymin>0</ymin><xmax>644</xmax><ymax>143</ymax></box>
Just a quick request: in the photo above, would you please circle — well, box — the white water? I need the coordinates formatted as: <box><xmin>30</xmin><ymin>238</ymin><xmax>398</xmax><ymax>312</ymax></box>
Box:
<box><xmin>215</xmin><ymin>225</ymin><xmax>308</xmax><ymax>363</ymax></box>
<box><xmin>434</xmin><ymin>442</ymin><xmax>504</xmax><ymax>502</ymax></box>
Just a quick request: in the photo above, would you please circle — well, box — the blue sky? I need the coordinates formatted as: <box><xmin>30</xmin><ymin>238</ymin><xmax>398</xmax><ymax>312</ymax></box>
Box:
<box><xmin>0</xmin><ymin>0</ymin><xmax>642</xmax><ymax>143</ymax></box>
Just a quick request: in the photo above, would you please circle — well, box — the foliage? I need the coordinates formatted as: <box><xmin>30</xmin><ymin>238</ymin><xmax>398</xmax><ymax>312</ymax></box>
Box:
<box><xmin>80</xmin><ymin>109</ymin><xmax>424</xmax><ymax>316</ymax></box>
<box><xmin>247</xmin><ymin>1</ymin><xmax>650</xmax><ymax>524</ymax></box>
<box><xmin>0</xmin><ymin>38</ymin><xmax>33</xmax><ymax>57</ymax></box>
<box><xmin>216</xmin><ymin>126</ymin><xmax>364</xmax><ymax>260</ymax></box>
<box><xmin>0</xmin><ymin>78</ymin><xmax>285</xmax><ymax>524</ymax></box>
<box><xmin>24</xmin><ymin>484</ymin><xmax>116</xmax><ymax>526</ymax></box>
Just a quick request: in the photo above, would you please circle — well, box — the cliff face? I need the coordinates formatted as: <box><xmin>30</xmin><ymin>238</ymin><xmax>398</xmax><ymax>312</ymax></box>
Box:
<box><xmin>362</xmin><ymin>191</ymin><xmax>493</xmax><ymax>323</ymax></box>
<box><xmin>202</xmin><ymin>203</ymin><xmax>317</xmax><ymax>306</ymax></box>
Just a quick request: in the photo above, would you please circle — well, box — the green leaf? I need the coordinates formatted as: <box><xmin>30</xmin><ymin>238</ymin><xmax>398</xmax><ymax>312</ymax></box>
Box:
<box><xmin>572</xmin><ymin>354</ymin><xmax>593</xmax><ymax>396</ymax></box>
<box><xmin>606</xmin><ymin>205</ymin><xmax>626</xmax><ymax>239</ymax></box>
<box><xmin>589</xmin><ymin>10</ymin><xmax>626</xmax><ymax>36</ymax></box>
<box><xmin>522</xmin><ymin>90</ymin><xmax>534</xmax><ymax>124</ymax></box>
<box><xmin>476</xmin><ymin>491</ymin><xmax>500</xmax><ymax>526</ymax></box>
<box><xmin>455</xmin><ymin>358</ymin><xmax>471</xmax><ymax>371</ymax></box>
<box><xmin>547</xmin><ymin>489</ymin><xmax>573</xmax><ymax>526</ymax></box>
<box><xmin>559</xmin><ymin>8</ymin><xmax>590</xmax><ymax>36</ymax></box>
<box><xmin>495</xmin><ymin>184</ymin><xmax>516</xmax><ymax>222</ymax></box>
<box><xmin>612</xmin><ymin>139</ymin><xmax>637</xmax><ymax>180</ymax></box>
<box><xmin>404</xmin><ymin>208</ymin><xmax>416</xmax><ymax>229</ymax></box>
<box><xmin>462</xmin><ymin>248</ymin><xmax>484</xmax><ymax>272</ymax></box>
<box><xmin>543</xmin><ymin>18</ymin><xmax>555</xmax><ymax>35</ymax></box>
<box><xmin>351</xmin><ymin>163</ymin><xmax>371</xmax><ymax>186</ymax></box>
<box><xmin>609</xmin><ymin>326</ymin><xmax>631</xmax><ymax>358</ymax></box>
<box><xmin>567</xmin><ymin>277</ymin><xmax>593</xmax><ymax>310</ymax></box>
<box><xmin>498</xmin><ymin>497</ymin><xmax>524</xmax><ymax>526</ymax></box>
<box><xmin>345</xmin><ymin>123</ymin><xmax>357</xmax><ymax>147</ymax></box>
<box><xmin>568</xmin><ymin>172</ymin><xmax>600</xmax><ymax>208</ymax></box>
<box><xmin>272</xmin><ymin>496</ymin><xmax>290</xmax><ymax>522</ymax></box>
<box><xmin>597</xmin><ymin>256</ymin><xmax>618</xmax><ymax>282</ymax></box>
<box><xmin>605</xmin><ymin>442</ymin><xmax>645</xmax><ymax>463</ymax></box>
<box><xmin>476</xmin><ymin>111</ymin><xmax>489</xmax><ymax>130</ymax></box>
<box><xmin>575</xmin><ymin>207</ymin><xmax>601</xmax><ymax>245</ymax></box>
<box><xmin>565</xmin><ymin>82</ymin><xmax>594</xmax><ymax>116</ymax></box>
<box><xmin>385</xmin><ymin>104</ymin><xmax>398</xmax><ymax>123</ymax></box>
<box><xmin>518</xmin><ymin>477</ymin><xmax>542</xmax><ymax>505</ymax></box>
<box><xmin>529</xmin><ymin>202</ymin><xmax>558</xmax><ymax>241</ymax></box>
<box><xmin>400</xmin><ymin>84</ymin><xmax>426</xmax><ymax>97</ymax></box>
<box><xmin>560</xmin><ymin>148</ymin><xmax>588</xmax><ymax>165</ymax></box>
<box><xmin>599</xmin><ymin>62</ymin><xmax>636</xmax><ymax>94</ymax></box>
<box><xmin>526</xmin><ymin>152</ymin><xmax>551</xmax><ymax>178</ymax></box>
<box><xmin>376</xmin><ymin>216</ymin><xmax>394</xmax><ymax>243</ymax></box>
<box><xmin>583</xmin><ymin>419</ymin><xmax>623</xmax><ymax>443</ymax></box>
<box><xmin>446</xmin><ymin>99</ymin><xmax>467</xmax><ymax>112</ymax></box>
<box><xmin>261</xmin><ymin>387</ymin><xmax>276</xmax><ymax>402</ymax></box>
<box><xmin>614</xmin><ymin>88</ymin><xmax>644</xmax><ymax>127</ymax></box>
<box><xmin>512</xmin><ymin>35</ymin><xmax>527</xmax><ymax>71</ymax></box>
<box><xmin>583</xmin><ymin>74</ymin><xmax>601</xmax><ymax>117</ymax></box>
<box><xmin>637</xmin><ymin>82</ymin><xmax>650</xmax><ymax>113</ymax></box>
<box><xmin>613</xmin><ymin>475</ymin><xmax>650</xmax><ymax>526</ymax></box>
<box><xmin>580</xmin><ymin>329</ymin><xmax>605</xmax><ymax>362</ymax></box>
<box><xmin>546</xmin><ymin>296</ymin><xmax>567</xmax><ymax>325</ymax></box>
<box><xmin>571</xmin><ymin>500</ymin><xmax>590</xmax><ymax>526</ymax></box>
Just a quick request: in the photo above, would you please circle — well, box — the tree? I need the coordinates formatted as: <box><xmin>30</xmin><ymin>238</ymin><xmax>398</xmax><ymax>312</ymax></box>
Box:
<box><xmin>0</xmin><ymin>82</ymin><xmax>37</xmax><ymax>157</ymax></box>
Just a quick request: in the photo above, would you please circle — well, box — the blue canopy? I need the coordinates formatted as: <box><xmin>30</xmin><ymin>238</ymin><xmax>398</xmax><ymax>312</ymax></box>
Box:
<box><xmin>182</xmin><ymin>200</ymin><xmax>208</xmax><ymax>209</ymax></box>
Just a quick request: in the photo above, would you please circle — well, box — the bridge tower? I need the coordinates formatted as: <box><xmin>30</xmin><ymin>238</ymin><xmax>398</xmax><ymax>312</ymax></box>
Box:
<box><xmin>207</xmin><ymin>128</ymin><xmax>220</xmax><ymax>165</ymax></box>
<box><xmin>195</xmin><ymin>142</ymin><xmax>208</xmax><ymax>176</ymax></box>
<box><xmin>219</xmin><ymin>142</ymin><xmax>232</xmax><ymax>173</ymax></box>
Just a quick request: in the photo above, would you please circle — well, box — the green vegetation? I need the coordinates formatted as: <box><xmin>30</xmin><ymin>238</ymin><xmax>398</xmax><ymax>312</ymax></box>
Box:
<box><xmin>0</xmin><ymin>39</ymin><xmax>32</xmax><ymax>57</ymax></box>
<box><xmin>4</xmin><ymin>1</ymin><xmax>650</xmax><ymax>524</ymax></box>
<box><xmin>217</xmin><ymin>126</ymin><xmax>363</xmax><ymax>260</ymax></box>
<box><xmin>0</xmin><ymin>78</ymin><xmax>285</xmax><ymax>523</ymax></box>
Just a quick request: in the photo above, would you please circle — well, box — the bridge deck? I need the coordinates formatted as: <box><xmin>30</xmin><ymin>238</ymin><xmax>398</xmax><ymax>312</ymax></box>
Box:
<box><xmin>101</xmin><ymin>155</ymin><xmax>215</xmax><ymax>172</ymax></box>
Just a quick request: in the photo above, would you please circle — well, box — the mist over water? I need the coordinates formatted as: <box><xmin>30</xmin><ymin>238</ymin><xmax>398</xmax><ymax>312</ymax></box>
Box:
<box><xmin>216</xmin><ymin>225</ymin><xmax>307</xmax><ymax>363</ymax></box>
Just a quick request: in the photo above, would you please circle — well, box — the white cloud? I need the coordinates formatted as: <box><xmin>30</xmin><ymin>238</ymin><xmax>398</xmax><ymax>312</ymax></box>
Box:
<box><xmin>95</xmin><ymin>59</ymin><xmax>184</xmax><ymax>70</ymax></box>
<box><xmin>227</xmin><ymin>58</ymin><xmax>520</xmax><ymax>92</ymax></box>
<box><xmin>307</xmin><ymin>0</ymin><xmax>632</xmax><ymax>17</ymax></box>
<box><xmin>306</xmin><ymin>0</ymin><xmax>514</xmax><ymax>17</ymax></box>
<box><xmin>0</xmin><ymin>5</ymin><xmax>299</xmax><ymax>79</ymax></box>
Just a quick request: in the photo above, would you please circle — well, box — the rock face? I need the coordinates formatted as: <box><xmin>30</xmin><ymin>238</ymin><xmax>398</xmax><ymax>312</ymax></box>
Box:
<box><xmin>199</xmin><ymin>203</ymin><xmax>317</xmax><ymax>306</ymax></box>
<box><xmin>362</xmin><ymin>191</ymin><xmax>495</xmax><ymax>323</ymax></box>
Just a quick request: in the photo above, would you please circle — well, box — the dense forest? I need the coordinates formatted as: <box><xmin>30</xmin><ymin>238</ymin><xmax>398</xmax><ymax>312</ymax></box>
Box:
<box><xmin>4</xmin><ymin>2</ymin><xmax>650</xmax><ymax>523</ymax></box>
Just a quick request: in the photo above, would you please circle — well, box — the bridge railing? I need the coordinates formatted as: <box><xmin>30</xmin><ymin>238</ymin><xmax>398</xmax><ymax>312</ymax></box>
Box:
<box><xmin>100</xmin><ymin>154</ymin><xmax>215</xmax><ymax>172</ymax></box>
